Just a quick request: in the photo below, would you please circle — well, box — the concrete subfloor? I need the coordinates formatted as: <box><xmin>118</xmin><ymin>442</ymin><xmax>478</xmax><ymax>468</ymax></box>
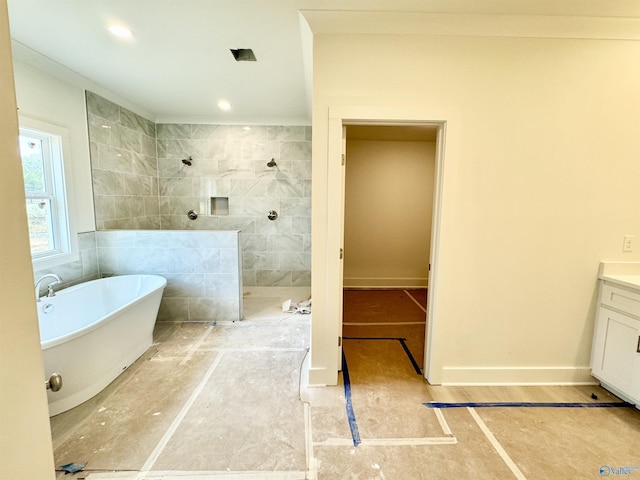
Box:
<box><xmin>49</xmin><ymin>288</ymin><xmax>640</xmax><ymax>479</ymax></box>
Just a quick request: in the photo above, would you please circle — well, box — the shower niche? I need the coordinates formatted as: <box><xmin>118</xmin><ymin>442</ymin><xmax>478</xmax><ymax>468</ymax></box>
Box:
<box><xmin>210</xmin><ymin>197</ymin><xmax>229</xmax><ymax>216</ymax></box>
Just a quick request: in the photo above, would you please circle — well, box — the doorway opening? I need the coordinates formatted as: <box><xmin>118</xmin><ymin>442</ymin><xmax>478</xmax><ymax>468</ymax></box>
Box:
<box><xmin>341</xmin><ymin>124</ymin><xmax>437</xmax><ymax>382</ymax></box>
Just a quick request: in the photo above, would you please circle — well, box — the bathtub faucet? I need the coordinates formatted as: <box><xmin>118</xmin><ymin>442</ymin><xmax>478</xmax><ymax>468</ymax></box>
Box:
<box><xmin>35</xmin><ymin>273</ymin><xmax>62</xmax><ymax>302</ymax></box>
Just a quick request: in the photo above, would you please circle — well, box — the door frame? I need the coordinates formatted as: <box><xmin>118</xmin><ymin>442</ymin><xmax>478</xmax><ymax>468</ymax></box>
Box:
<box><xmin>326</xmin><ymin>106</ymin><xmax>451</xmax><ymax>384</ymax></box>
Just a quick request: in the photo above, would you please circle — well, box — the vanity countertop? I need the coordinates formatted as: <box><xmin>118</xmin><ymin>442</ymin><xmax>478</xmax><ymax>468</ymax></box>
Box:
<box><xmin>599</xmin><ymin>274</ymin><xmax>640</xmax><ymax>290</ymax></box>
<box><xmin>598</xmin><ymin>262</ymin><xmax>640</xmax><ymax>290</ymax></box>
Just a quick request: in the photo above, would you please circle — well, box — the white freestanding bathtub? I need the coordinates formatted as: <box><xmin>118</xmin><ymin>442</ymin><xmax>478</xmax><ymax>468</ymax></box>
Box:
<box><xmin>38</xmin><ymin>274</ymin><xmax>167</xmax><ymax>416</ymax></box>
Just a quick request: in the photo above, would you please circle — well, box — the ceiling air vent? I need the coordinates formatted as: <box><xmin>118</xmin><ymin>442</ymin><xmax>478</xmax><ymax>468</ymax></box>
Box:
<box><xmin>230</xmin><ymin>48</ymin><xmax>257</xmax><ymax>62</ymax></box>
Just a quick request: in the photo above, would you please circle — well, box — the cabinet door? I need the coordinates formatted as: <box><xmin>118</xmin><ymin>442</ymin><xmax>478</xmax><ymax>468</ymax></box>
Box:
<box><xmin>592</xmin><ymin>307</ymin><xmax>640</xmax><ymax>400</ymax></box>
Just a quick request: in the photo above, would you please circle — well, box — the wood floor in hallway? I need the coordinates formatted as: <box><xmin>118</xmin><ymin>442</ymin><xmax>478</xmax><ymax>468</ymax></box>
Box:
<box><xmin>49</xmin><ymin>287</ymin><xmax>640</xmax><ymax>480</ymax></box>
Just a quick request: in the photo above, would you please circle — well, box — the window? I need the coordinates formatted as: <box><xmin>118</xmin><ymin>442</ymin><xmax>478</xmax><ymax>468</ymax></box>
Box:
<box><xmin>19</xmin><ymin>118</ymin><xmax>77</xmax><ymax>267</ymax></box>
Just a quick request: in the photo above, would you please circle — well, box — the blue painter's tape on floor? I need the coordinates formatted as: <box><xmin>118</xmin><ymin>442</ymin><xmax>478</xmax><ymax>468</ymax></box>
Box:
<box><xmin>397</xmin><ymin>338</ymin><xmax>422</xmax><ymax>375</ymax></box>
<box><xmin>423</xmin><ymin>401</ymin><xmax>634</xmax><ymax>409</ymax></box>
<box><xmin>341</xmin><ymin>350</ymin><xmax>361</xmax><ymax>447</ymax></box>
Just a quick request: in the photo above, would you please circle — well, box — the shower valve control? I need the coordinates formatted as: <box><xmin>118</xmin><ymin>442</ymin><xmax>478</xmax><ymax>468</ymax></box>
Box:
<box><xmin>267</xmin><ymin>210</ymin><xmax>278</xmax><ymax>221</ymax></box>
<box><xmin>187</xmin><ymin>210</ymin><xmax>198</xmax><ymax>220</ymax></box>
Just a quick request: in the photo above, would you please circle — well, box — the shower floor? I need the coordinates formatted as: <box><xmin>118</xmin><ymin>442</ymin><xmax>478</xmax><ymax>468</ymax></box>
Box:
<box><xmin>50</xmin><ymin>287</ymin><xmax>640</xmax><ymax>479</ymax></box>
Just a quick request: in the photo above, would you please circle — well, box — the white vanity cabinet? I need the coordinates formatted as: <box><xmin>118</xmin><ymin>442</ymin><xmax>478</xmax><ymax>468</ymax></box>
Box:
<box><xmin>591</xmin><ymin>277</ymin><xmax>640</xmax><ymax>407</ymax></box>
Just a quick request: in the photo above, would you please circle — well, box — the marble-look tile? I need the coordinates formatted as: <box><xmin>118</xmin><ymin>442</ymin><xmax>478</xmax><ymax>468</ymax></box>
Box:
<box><xmin>169</xmin><ymin>248</ymin><xmax>221</xmax><ymax>274</ymax></box>
<box><xmin>268</xmin><ymin>179</ymin><xmax>304</xmax><ymax>197</ymax></box>
<box><xmin>204</xmin><ymin>273</ymin><xmax>240</xmax><ymax>298</ymax></box>
<box><xmin>192</xmin><ymin>124</ymin><xmax>229</xmax><ymax>140</ymax></box>
<box><xmin>241</xmin><ymin>233</ymin><xmax>268</xmax><ymax>253</ymax></box>
<box><xmin>292</xmin><ymin>216</ymin><xmax>311</xmax><ymax>234</ymax></box>
<box><xmin>291</xmin><ymin>159</ymin><xmax>312</xmax><ymax>180</ymax></box>
<box><xmin>292</xmin><ymin>270</ymin><xmax>311</xmax><ymax>286</ymax></box>
<box><xmin>93</xmin><ymin>196</ymin><xmax>116</xmax><ymax>221</ymax></box>
<box><xmin>120</xmin><ymin>107</ymin><xmax>154</xmax><ymax>137</ymax></box>
<box><xmin>255</xmin><ymin>215</ymin><xmax>292</xmax><ymax>235</ymax></box>
<box><xmin>86</xmin><ymin>91</ymin><xmax>120</xmax><ymax>121</ymax></box>
<box><xmin>242</xmin><ymin>197</ymin><xmax>281</xmax><ymax>217</ymax></box>
<box><xmin>141</xmin><ymin>133</ymin><xmax>157</xmax><ymax>157</ymax></box>
<box><xmin>240</xmin><ymin>140</ymin><xmax>279</xmax><ymax>160</ymax></box>
<box><xmin>217</xmin><ymin>216</ymin><xmax>255</xmax><ymax>233</ymax></box>
<box><xmin>256</xmin><ymin>269</ymin><xmax>292</xmax><ymax>286</ymax></box>
<box><xmin>218</xmin><ymin>157</ymin><xmax>254</xmax><ymax>178</ymax></box>
<box><xmin>188</xmin><ymin>297</ymin><xmax>240</xmax><ymax>322</ymax></box>
<box><xmin>92</xmin><ymin>170</ymin><xmax>124</xmax><ymax>196</ymax></box>
<box><xmin>279</xmin><ymin>252</ymin><xmax>311</xmax><ymax>270</ymax></box>
<box><xmin>124</xmin><ymin>173</ymin><xmax>154</xmax><ymax>196</ymax></box>
<box><xmin>280</xmin><ymin>141</ymin><xmax>312</xmax><ymax>161</ymax></box>
<box><xmin>229</xmin><ymin>178</ymin><xmax>270</xmax><ymax>197</ymax></box>
<box><xmin>77</xmin><ymin>231</ymin><xmax>96</xmax><ymax>250</ymax></box>
<box><xmin>112</xmin><ymin>123</ymin><xmax>142</xmax><ymax>152</ymax></box>
<box><xmin>162</xmin><ymin>273</ymin><xmax>206</xmax><ymax>298</ymax></box>
<box><xmin>219</xmin><ymin>249</ymin><xmax>240</xmax><ymax>274</ymax></box>
<box><xmin>113</xmin><ymin>196</ymin><xmax>138</xmax><ymax>220</ymax></box>
<box><xmin>159</xmin><ymin>177</ymin><xmax>195</xmax><ymax>196</ymax></box>
<box><xmin>132</xmin><ymin>152</ymin><xmax>157</xmax><ymax>176</ymax></box>
<box><xmin>203</xmin><ymin>139</ymin><xmax>227</xmax><ymax>159</ymax></box>
<box><xmin>229</xmin><ymin>124</ymin><xmax>267</xmax><ymax>140</ymax></box>
<box><xmin>268</xmin><ymin>234</ymin><xmax>304</xmax><ymax>253</ymax></box>
<box><xmin>267</xmin><ymin>125</ymin><xmax>306</xmax><ymax>141</ymax></box>
<box><xmin>163</xmin><ymin>139</ymin><xmax>205</xmax><ymax>159</ymax></box>
<box><xmin>197</xmin><ymin>177</ymin><xmax>230</xmax><ymax>197</ymax></box>
<box><xmin>157</xmin><ymin>297</ymin><xmax>189</xmax><ymax>322</ymax></box>
<box><xmin>156</xmin><ymin>123</ymin><xmax>191</xmax><ymax>140</ymax></box>
<box><xmin>280</xmin><ymin>197</ymin><xmax>311</xmax><ymax>216</ymax></box>
<box><xmin>143</xmin><ymin>197</ymin><xmax>160</xmax><ymax>217</ymax></box>
<box><xmin>242</xmin><ymin>251</ymin><xmax>280</xmax><ymax>270</ymax></box>
<box><xmin>87</xmin><ymin>113</ymin><xmax>112</xmax><ymax>145</ymax></box>
<box><xmin>97</xmin><ymin>143</ymin><xmax>134</xmax><ymax>173</ymax></box>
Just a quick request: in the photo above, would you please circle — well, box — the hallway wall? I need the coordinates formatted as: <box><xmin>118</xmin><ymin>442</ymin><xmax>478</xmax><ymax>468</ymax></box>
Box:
<box><xmin>309</xmin><ymin>30</ymin><xmax>640</xmax><ymax>385</ymax></box>
<box><xmin>344</xmin><ymin>139</ymin><xmax>435</xmax><ymax>287</ymax></box>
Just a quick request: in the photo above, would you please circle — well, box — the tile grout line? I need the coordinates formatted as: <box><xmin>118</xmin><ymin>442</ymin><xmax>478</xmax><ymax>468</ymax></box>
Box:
<box><xmin>136</xmin><ymin>351</ymin><xmax>225</xmax><ymax>479</ymax></box>
<box><xmin>403</xmin><ymin>290</ymin><xmax>427</xmax><ymax>314</ymax></box>
<box><xmin>467</xmin><ymin>407</ymin><xmax>527</xmax><ymax>480</ymax></box>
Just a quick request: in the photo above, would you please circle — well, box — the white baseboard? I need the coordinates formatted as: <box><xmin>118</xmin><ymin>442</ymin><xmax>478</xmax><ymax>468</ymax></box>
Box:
<box><xmin>343</xmin><ymin>277</ymin><xmax>428</xmax><ymax>288</ymax></box>
<box><xmin>306</xmin><ymin>366</ymin><xmax>329</xmax><ymax>387</ymax></box>
<box><xmin>440</xmin><ymin>366</ymin><xmax>597</xmax><ymax>386</ymax></box>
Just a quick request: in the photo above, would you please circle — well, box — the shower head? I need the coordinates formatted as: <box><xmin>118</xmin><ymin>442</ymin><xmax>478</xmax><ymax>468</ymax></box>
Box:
<box><xmin>266</xmin><ymin>158</ymin><xmax>277</xmax><ymax>168</ymax></box>
<box><xmin>182</xmin><ymin>156</ymin><xmax>193</xmax><ymax>166</ymax></box>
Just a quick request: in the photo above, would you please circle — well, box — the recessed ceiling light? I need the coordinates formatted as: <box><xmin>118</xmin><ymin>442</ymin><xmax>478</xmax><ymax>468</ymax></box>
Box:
<box><xmin>217</xmin><ymin>100</ymin><xmax>231</xmax><ymax>111</ymax></box>
<box><xmin>243</xmin><ymin>126</ymin><xmax>251</xmax><ymax>131</ymax></box>
<box><xmin>108</xmin><ymin>24</ymin><xmax>134</xmax><ymax>38</ymax></box>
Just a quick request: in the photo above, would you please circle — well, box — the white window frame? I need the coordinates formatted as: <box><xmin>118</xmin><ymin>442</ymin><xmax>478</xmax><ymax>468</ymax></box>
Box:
<box><xmin>19</xmin><ymin>116</ymin><xmax>78</xmax><ymax>269</ymax></box>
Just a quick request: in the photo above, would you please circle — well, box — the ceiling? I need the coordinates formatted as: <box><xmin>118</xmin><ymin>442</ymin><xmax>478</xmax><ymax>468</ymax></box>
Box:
<box><xmin>7</xmin><ymin>0</ymin><xmax>640</xmax><ymax>126</ymax></box>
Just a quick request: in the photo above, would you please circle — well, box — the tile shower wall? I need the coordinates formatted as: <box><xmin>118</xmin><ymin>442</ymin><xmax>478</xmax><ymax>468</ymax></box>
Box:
<box><xmin>156</xmin><ymin>124</ymin><xmax>311</xmax><ymax>287</ymax></box>
<box><xmin>86</xmin><ymin>92</ymin><xmax>160</xmax><ymax>230</ymax></box>
<box><xmin>96</xmin><ymin>230</ymin><xmax>242</xmax><ymax>322</ymax></box>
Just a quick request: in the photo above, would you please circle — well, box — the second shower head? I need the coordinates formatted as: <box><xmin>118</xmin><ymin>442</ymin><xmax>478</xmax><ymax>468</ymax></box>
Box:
<box><xmin>266</xmin><ymin>158</ymin><xmax>277</xmax><ymax>168</ymax></box>
<box><xmin>182</xmin><ymin>156</ymin><xmax>193</xmax><ymax>166</ymax></box>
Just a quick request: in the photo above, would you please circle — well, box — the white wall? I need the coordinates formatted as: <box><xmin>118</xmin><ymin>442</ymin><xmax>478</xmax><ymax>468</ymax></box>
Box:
<box><xmin>0</xmin><ymin>1</ymin><xmax>55</xmax><ymax>476</ymax></box>
<box><xmin>344</xmin><ymin>139</ymin><xmax>434</xmax><ymax>287</ymax></box>
<box><xmin>12</xmin><ymin>57</ymin><xmax>95</xmax><ymax>233</ymax></box>
<box><xmin>310</xmin><ymin>31</ymin><xmax>640</xmax><ymax>385</ymax></box>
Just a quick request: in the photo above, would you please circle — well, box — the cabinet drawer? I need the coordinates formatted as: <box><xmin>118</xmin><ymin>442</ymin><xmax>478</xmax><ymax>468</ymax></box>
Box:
<box><xmin>600</xmin><ymin>283</ymin><xmax>640</xmax><ymax>318</ymax></box>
